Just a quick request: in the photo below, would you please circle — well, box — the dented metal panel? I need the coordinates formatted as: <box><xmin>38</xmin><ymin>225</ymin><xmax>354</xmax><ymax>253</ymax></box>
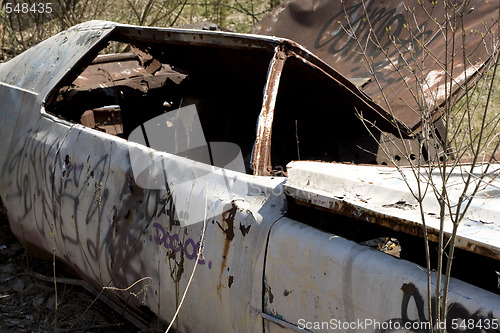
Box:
<box><xmin>0</xmin><ymin>21</ymin><xmax>114</xmax><ymax>95</ymax></box>
<box><xmin>1</xmin><ymin>103</ymin><xmax>288</xmax><ymax>331</ymax></box>
<box><xmin>285</xmin><ymin>161</ymin><xmax>500</xmax><ymax>260</ymax></box>
<box><xmin>0</xmin><ymin>21</ymin><xmax>114</xmax><ymax>177</ymax></box>
<box><xmin>264</xmin><ymin>218</ymin><xmax>500</xmax><ymax>332</ymax></box>
<box><xmin>0</xmin><ymin>20</ymin><xmax>292</xmax><ymax>331</ymax></box>
<box><xmin>48</xmin><ymin>124</ymin><xmax>287</xmax><ymax>331</ymax></box>
<box><xmin>253</xmin><ymin>0</ymin><xmax>500</xmax><ymax>131</ymax></box>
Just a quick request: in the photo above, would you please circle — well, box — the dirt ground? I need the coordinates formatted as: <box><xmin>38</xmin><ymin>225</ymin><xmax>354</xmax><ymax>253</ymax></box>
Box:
<box><xmin>0</xmin><ymin>200</ymin><xmax>137</xmax><ymax>332</ymax></box>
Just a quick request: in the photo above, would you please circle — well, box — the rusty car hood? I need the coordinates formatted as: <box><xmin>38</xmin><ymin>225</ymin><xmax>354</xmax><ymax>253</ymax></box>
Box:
<box><xmin>253</xmin><ymin>0</ymin><xmax>499</xmax><ymax>131</ymax></box>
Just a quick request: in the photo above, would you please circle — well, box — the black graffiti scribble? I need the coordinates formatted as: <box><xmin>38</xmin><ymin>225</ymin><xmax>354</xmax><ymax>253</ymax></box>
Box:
<box><xmin>314</xmin><ymin>2</ymin><xmax>437</xmax><ymax>77</ymax></box>
<box><xmin>377</xmin><ymin>283</ymin><xmax>500</xmax><ymax>333</ymax></box>
<box><xmin>401</xmin><ymin>283</ymin><xmax>427</xmax><ymax>325</ymax></box>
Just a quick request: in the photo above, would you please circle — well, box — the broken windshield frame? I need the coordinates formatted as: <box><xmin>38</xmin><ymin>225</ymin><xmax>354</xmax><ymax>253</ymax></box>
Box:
<box><xmin>44</xmin><ymin>25</ymin><xmax>415</xmax><ymax>181</ymax></box>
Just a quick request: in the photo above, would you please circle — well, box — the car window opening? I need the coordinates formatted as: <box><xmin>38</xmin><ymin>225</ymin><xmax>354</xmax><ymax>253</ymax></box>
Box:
<box><xmin>46</xmin><ymin>34</ymin><xmax>273</xmax><ymax>175</ymax></box>
<box><xmin>46</xmin><ymin>31</ymin><xmax>407</xmax><ymax>177</ymax></box>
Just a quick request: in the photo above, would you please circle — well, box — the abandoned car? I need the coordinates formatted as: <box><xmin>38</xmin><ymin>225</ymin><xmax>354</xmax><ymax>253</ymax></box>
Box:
<box><xmin>0</xmin><ymin>3</ymin><xmax>499</xmax><ymax>331</ymax></box>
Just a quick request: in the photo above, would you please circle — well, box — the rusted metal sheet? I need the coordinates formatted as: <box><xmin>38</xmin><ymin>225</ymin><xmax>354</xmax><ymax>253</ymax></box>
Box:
<box><xmin>253</xmin><ymin>0</ymin><xmax>500</xmax><ymax>131</ymax></box>
<box><xmin>253</xmin><ymin>46</ymin><xmax>287</xmax><ymax>176</ymax></box>
<box><xmin>285</xmin><ymin>160</ymin><xmax>500</xmax><ymax>260</ymax></box>
<box><xmin>176</xmin><ymin>21</ymin><xmax>231</xmax><ymax>32</ymax></box>
<box><xmin>80</xmin><ymin>106</ymin><xmax>123</xmax><ymax>135</ymax></box>
<box><xmin>61</xmin><ymin>55</ymin><xmax>187</xmax><ymax>96</ymax></box>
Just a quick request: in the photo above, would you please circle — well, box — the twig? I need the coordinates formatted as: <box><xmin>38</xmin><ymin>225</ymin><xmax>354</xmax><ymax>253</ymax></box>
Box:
<box><xmin>165</xmin><ymin>186</ymin><xmax>209</xmax><ymax>333</ymax></box>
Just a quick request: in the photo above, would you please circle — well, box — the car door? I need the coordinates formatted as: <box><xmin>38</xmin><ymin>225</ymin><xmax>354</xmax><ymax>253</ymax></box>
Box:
<box><xmin>52</xmin><ymin>99</ymin><xmax>287</xmax><ymax>331</ymax></box>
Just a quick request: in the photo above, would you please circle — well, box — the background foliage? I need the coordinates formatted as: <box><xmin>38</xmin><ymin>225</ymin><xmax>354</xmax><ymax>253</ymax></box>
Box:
<box><xmin>0</xmin><ymin>0</ymin><xmax>276</xmax><ymax>61</ymax></box>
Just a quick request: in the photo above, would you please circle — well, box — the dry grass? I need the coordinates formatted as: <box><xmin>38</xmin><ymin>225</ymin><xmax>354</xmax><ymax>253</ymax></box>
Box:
<box><xmin>0</xmin><ymin>0</ymin><xmax>274</xmax><ymax>61</ymax></box>
<box><xmin>449</xmin><ymin>58</ymin><xmax>500</xmax><ymax>160</ymax></box>
<box><xmin>0</xmin><ymin>200</ymin><xmax>135</xmax><ymax>332</ymax></box>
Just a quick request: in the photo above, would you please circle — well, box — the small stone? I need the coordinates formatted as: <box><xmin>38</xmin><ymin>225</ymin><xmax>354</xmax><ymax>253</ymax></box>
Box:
<box><xmin>9</xmin><ymin>277</ymin><xmax>24</xmax><ymax>292</ymax></box>
<box><xmin>7</xmin><ymin>319</ymin><xmax>21</xmax><ymax>326</ymax></box>
<box><xmin>45</xmin><ymin>294</ymin><xmax>56</xmax><ymax>310</ymax></box>
<box><xmin>33</xmin><ymin>297</ymin><xmax>45</xmax><ymax>307</ymax></box>
<box><xmin>0</xmin><ymin>263</ymin><xmax>14</xmax><ymax>274</ymax></box>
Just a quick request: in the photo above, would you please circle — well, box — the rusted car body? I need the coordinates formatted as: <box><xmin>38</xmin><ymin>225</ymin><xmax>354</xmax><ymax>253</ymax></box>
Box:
<box><xmin>0</xmin><ymin>15</ymin><xmax>499</xmax><ymax>333</ymax></box>
<box><xmin>253</xmin><ymin>0</ymin><xmax>500</xmax><ymax>132</ymax></box>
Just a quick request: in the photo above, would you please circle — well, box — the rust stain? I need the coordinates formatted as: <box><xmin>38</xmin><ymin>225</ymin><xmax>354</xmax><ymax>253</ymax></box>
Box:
<box><xmin>252</xmin><ymin>46</ymin><xmax>287</xmax><ymax>176</ymax></box>
<box><xmin>264</xmin><ymin>283</ymin><xmax>274</xmax><ymax>305</ymax></box>
<box><xmin>125</xmin><ymin>209</ymin><xmax>136</xmax><ymax>224</ymax></box>
<box><xmin>217</xmin><ymin>204</ymin><xmax>236</xmax><ymax>241</ymax></box>
<box><xmin>462</xmin><ymin>238</ymin><xmax>500</xmax><ymax>260</ymax></box>
<box><xmin>216</xmin><ymin>202</ymin><xmax>237</xmax><ymax>295</ymax></box>
<box><xmin>64</xmin><ymin>154</ymin><xmax>71</xmax><ymax>166</ymax></box>
<box><xmin>292</xmin><ymin>195</ymin><xmax>500</xmax><ymax>261</ymax></box>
